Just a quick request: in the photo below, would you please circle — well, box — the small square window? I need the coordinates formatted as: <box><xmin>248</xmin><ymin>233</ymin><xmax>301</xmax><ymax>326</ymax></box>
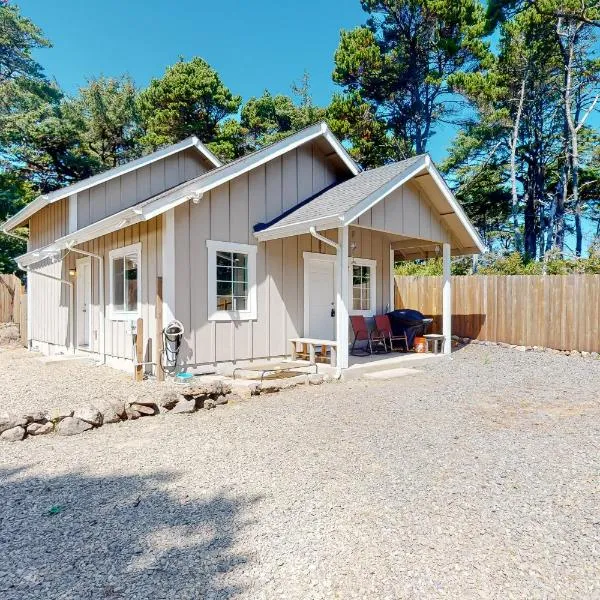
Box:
<box><xmin>207</xmin><ymin>241</ymin><xmax>257</xmax><ymax>321</ymax></box>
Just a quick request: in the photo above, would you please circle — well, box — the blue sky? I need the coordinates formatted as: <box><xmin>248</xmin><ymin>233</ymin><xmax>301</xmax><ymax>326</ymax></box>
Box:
<box><xmin>20</xmin><ymin>0</ymin><xmax>459</xmax><ymax>163</ymax></box>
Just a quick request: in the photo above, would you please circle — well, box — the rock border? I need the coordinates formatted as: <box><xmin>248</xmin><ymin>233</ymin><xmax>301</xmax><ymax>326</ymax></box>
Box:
<box><xmin>453</xmin><ymin>335</ymin><xmax>600</xmax><ymax>359</ymax></box>
<box><xmin>0</xmin><ymin>372</ymin><xmax>328</xmax><ymax>442</ymax></box>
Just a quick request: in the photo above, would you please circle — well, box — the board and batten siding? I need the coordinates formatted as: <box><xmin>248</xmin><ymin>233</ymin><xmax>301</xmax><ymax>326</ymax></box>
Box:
<box><xmin>172</xmin><ymin>142</ymin><xmax>343</xmax><ymax>366</ymax></box>
<box><xmin>29</xmin><ymin>217</ymin><xmax>162</xmax><ymax>369</ymax></box>
<box><xmin>357</xmin><ymin>181</ymin><xmax>452</xmax><ymax>245</ymax></box>
<box><xmin>28</xmin><ymin>197</ymin><xmax>70</xmax><ymax>251</ymax></box>
<box><xmin>77</xmin><ymin>149</ymin><xmax>210</xmax><ymax>229</ymax></box>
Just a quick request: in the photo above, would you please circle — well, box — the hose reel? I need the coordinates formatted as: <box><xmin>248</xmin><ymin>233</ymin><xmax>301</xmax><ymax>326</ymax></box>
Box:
<box><xmin>161</xmin><ymin>320</ymin><xmax>184</xmax><ymax>376</ymax></box>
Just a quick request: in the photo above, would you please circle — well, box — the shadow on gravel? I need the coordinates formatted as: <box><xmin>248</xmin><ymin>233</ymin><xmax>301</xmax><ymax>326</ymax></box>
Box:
<box><xmin>0</xmin><ymin>467</ymin><xmax>258</xmax><ymax>599</ymax></box>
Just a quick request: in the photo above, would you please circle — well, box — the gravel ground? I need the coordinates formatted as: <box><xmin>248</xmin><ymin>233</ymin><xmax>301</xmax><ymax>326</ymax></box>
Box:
<box><xmin>0</xmin><ymin>347</ymin><xmax>165</xmax><ymax>414</ymax></box>
<box><xmin>1</xmin><ymin>344</ymin><xmax>599</xmax><ymax>599</ymax></box>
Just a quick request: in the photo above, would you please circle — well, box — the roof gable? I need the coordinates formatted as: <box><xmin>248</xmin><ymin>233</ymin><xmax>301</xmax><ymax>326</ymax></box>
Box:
<box><xmin>2</xmin><ymin>136</ymin><xmax>222</xmax><ymax>232</ymax></box>
<box><xmin>16</xmin><ymin>122</ymin><xmax>360</xmax><ymax>266</ymax></box>
<box><xmin>254</xmin><ymin>155</ymin><xmax>485</xmax><ymax>255</ymax></box>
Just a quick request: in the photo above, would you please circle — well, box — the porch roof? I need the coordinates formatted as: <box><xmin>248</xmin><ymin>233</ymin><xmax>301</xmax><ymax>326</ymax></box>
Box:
<box><xmin>254</xmin><ymin>154</ymin><xmax>485</xmax><ymax>256</ymax></box>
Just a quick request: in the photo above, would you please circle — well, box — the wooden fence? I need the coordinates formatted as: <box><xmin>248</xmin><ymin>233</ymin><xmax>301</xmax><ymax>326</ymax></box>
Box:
<box><xmin>395</xmin><ymin>274</ymin><xmax>600</xmax><ymax>353</ymax></box>
<box><xmin>0</xmin><ymin>274</ymin><xmax>27</xmax><ymax>345</ymax></box>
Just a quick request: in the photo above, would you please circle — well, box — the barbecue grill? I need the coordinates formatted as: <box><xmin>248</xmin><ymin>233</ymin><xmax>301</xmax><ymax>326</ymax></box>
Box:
<box><xmin>386</xmin><ymin>309</ymin><xmax>434</xmax><ymax>350</ymax></box>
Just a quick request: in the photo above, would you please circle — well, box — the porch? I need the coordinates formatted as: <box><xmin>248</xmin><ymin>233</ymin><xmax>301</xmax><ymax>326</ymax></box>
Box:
<box><xmin>254</xmin><ymin>155</ymin><xmax>485</xmax><ymax>372</ymax></box>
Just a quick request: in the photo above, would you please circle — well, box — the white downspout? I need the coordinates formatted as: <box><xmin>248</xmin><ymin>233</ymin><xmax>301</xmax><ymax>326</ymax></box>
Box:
<box><xmin>19</xmin><ymin>263</ymin><xmax>74</xmax><ymax>354</ymax></box>
<box><xmin>67</xmin><ymin>245</ymin><xmax>105</xmax><ymax>364</ymax></box>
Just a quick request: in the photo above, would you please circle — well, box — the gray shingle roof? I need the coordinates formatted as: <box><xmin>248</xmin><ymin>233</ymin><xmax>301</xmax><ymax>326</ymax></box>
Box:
<box><xmin>255</xmin><ymin>155</ymin><xmax>426</xmax><ymax>233</ymax></box>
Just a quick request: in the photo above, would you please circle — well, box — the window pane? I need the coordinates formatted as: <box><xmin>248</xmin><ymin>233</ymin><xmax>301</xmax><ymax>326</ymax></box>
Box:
<box><xmin>233</xmin><ymin>296</ymin><xmax>247</xmax><ymax>311</ymax></box>
<box><xmin>216</xmin><ymin>251</ymin><xmax>232</xmax><ymax>266</ymax></box>
<box><xmin>233</xmin><ymin>281</ymin><xmax>247</xmax><ymax>297</ymax></box>
<box><xmin>362</xmin><ymin>287</ymin><xmax>370</xmax><ymax>310</ymax></box>
<box><xmin>233</xmin><ymin>267</ymin><xmax>247</xmax><ymax>283</ymax></box>
<box><xmin>362</xmin><ymin>266</ymin><xmax>370</xmax><ymax>281</ymax></box>
<box><xmin>217</xmin><ymin>266</ymin><xmax>232</xmax><ymax>281</ymax></box>
<box><xmin>217</xmin><ymin>296</ymin><xmax>233</xmax><ymax>311</ymax></box>
<box><xmin>217</xmin><ymin>280</ymin><xmax>232</xmax><ymax>296</ymax></box>
<box><xmin>125</xmin><ymin>254</ymin><xmax>138</xmax><ymax>312</ymax></box>
<box><xmin>353</xmin><ymin>297</ymin><xmax>361</xmax><ymax>310</ymax></box>
<box><xmin>233</xmin><ymin>253</ymin><xmax>247</xmax><ymax>268</ymax></box>
<box><xmin>113</xmin><ymin>257</ymin><xmax>124</xmax><ymax>312</ymax></box>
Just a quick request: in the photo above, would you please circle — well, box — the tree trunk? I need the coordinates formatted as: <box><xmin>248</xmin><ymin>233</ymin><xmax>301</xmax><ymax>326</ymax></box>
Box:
<box><xmin>510</xmin><ymin>78</ymin><xmax>526</xmax><ymax>254</ymax></box>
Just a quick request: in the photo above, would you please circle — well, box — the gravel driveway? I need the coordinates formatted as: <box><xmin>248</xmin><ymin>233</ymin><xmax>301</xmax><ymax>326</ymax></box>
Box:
<box><xmin>1</xmin><ymin>345</ymin><xmax>599</xmax><ymax>599</ymax></box>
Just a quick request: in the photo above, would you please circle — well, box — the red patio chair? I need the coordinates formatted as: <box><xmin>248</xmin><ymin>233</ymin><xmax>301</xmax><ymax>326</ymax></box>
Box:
<box><xmin>350</xmin><ymin>315</ymin><xmax>388</xmax><ymax>356</ymax></box>
<box><xmin>375</xmin><ymin>314</ymin><xmax>409</xmax><ymax>352</ymax></box>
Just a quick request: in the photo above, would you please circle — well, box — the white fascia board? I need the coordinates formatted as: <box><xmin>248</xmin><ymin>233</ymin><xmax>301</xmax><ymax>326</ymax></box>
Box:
<box><xmin>321</xmin><ymin>125</ymin><xmax>361</xmax><ymax>175</ymax></box>
<box><xmin>342</xmin><ymin>156</ymin><xmax>429</xmax><ymax>225</ymax></box>
<box><xmin>17</xmin><ymin>206</ymin><xmax>143</xmax><ymax>267</ymax></box>
<box><xmin>191</xmin><ymin>136</ymin><xmax>222</xmax><ymax>167</ymax></box>
<box><xmin>254</xmin><ymin>216</ymin><xmax>342</xmax><ymax>242</ymax></box>
<box><xmin>141</xmin><ymin>123</ymin><xmax>337</xmax><ymax>221</ymax></box>
<box><xmin>3</xmin><ymin>136</ymin><xmax>219</xmax><ymax>231</ymax></box>
<box><xmin>2</xmin><ymin>197</ymin><xmax>50</xmax><ymax>232</ymax></box>
<box><xmin>425</xmin><ymin>157</ymin><xmax>486</xmax><ymax>253</ymax></box>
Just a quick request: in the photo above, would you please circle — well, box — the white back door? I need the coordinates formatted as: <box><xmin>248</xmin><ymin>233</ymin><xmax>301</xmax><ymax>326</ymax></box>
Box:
<box><xmin>76</xmin><ymin>258</ymin><xmax>91</xmax><ymax>348</ymax></box>
<box><xmin>304</xmin><ymin>253</ymin><xmax>336</xmax><ymax>340</ymax></box>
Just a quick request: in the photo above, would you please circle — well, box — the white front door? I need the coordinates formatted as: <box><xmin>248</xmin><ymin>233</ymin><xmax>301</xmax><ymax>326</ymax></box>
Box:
<box><xmin>76</xmin><ymin>258</ymin><xmax>92</xmax><ymax>348</ymax></box>
<box><xmin>304</xmin><ymin>252</ymin><xmax>337</xmax><ymax>340</ymax></box>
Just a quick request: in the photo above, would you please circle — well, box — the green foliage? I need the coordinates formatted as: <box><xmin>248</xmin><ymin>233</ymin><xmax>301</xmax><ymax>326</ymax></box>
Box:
<box><xmin>397</xmin><ymin>246</ymin><xmax>600</xmax><ymax>276</ymax></box>
<box><xmin>137</xmin><ymin>57</ymin><xmax>241</xmax><ymax>150</ymax></box>
<box><xmin>332</xmin><ymin>0</ymin><xmax>491</xmax><ymax>159</ymax></box>
<box><xmin>70</xmin><ymin>76</ymin><xmax>142</xmax><ymax>168</ymax></box>
<box><xmin>0</xmin><ymin>3</ymin><xmax>50</xmax><ymax>83</ymax></box>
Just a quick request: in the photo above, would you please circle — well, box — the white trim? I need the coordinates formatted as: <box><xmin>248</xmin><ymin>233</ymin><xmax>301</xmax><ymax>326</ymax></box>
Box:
<box><xmin>321</xmin><ymin>125</ymin><xmax>361</xmax><ymax>176</ymax></box>
<box><xmin>303</xmin><ymin>251</ymin><xmax>337</xmax><ymax>339</ymax></box>
<box><xmin>336</xmin><ymin>227</ymin><xmax>350</xmax><ymax>369</ymax></box>
<box><xmin>75</xmin><ymin>256</ymin><xmax>92</xmax><ymax>348</ymax></box>
<box><xmin>68</xmin><ymin>194</ymin><xmax>78</xmax><ymax>234</ymax></box>
<box><xmin>425</xmin><ymin>158</ymin><xmax>486</xmax><ymax>254</ymax></box>
<box><xmin>348</xmin><ymin>257</ymin><xmax>377</xmax><ymax>317</ymax></box>
<box><xmin>389</xmin><ymin>246</ymin><xmax>395</xmax><ymax>311</ymax></box>
<box><xmin>162</xmin><ymin>210</ymin><xmax>176</xmax><ymax>326</ymax></box>
<box><xmin>443</xmin><ymin>242</ymin><xmax>452</xmax><ymax>354</ymax></box>
<box><xmin>255</xmin><ymin>217</ymin><xmax>341</xmax><ymax>242</ymax></box>
<box><xmin>206</xmin><ymin>240</ymin><xmax>257</xmax><ymax>322</ymax></box>
<box><xmin>2</xmin><ymin>136</ymin><xmax>221</xmax><ymax>231</ymax></box>
<box><xmin>108</xmin><ymin>242</ymin><xmax>142</xmax><ymax>321</ymax></box>
<box><xmin>343</xmin><ymin>157</ymin><xmax>429</xmax><ymax>225</ymax></box>
<box><xmin>141</xmin><ymin>122</ymin><xmax>360</xmax><ymax>221</ymax></box>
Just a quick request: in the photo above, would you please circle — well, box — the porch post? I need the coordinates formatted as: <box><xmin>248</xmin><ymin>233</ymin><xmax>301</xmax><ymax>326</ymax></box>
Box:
<box><xmin>442</xmin><ymin>242</ymin><xmax>452</xmax><ymax>355</ymax></box>
<box><xmin>336</xmin><ymin>226</ymin><xmax>349</xmax><ymax>369</ymax></box>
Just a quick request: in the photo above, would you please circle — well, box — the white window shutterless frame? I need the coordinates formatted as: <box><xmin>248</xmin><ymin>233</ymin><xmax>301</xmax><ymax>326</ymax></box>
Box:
<box><xmin>349</xmin><ymin>257</ymin><xmax>377</xmax><ymax>317</ymax></box>
<box><xmin>206</xmin><ymin>240</ymin><xmax>257</xmax><ymax>321</ymax></box>
<box><xmin>109</xmin><ymin>243</ymin><xmax>141</xmax><ymax>321</ymax></box>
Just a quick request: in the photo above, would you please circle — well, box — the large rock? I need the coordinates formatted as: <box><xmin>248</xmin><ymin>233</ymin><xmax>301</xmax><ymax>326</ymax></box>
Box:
<box><xmin>0</xmin><ymin>426</ymin><xmax>25</xmax><ymax>442</ymax></box>
<box><xmin>158</xmin><ymin>391</ymin><xmax>185</xmax><ymax>410</ymax></box>
<box><xmin>170</xmin><ymin>398</ymin><xmax>197</xmax><ymax>414</ymax></box>
<box><xmin>93</xmin><ymin>398</ymin><xmax>125</xmax><ymax>424</ymax></box>
<box><xmin>23</xmin><ymin>411</ymin><xmax>46</xmax><ymax>424</ymax></box>
<box><xmin>27</xmin><ymin>422</ymin><xmax>53</xmax><ymax>436</ymax></box>
<box><xmin>130</xmin><ymin>403</ymin><xmax>156</xmax><ymax>416</ymax></box>
<box><xmin>73</xmin><ymin>405</ymin><xmax>103</xmax><ymax>427</ymax></box>
<box><xmin>0</xmin><ymin>412</ymin><xmax>28</xmax><ymax>434</ymax></box>
<box><xmin>56</xmin><ymin>417</ymin><xmax>93</xmax><ymax>436</ymax></box>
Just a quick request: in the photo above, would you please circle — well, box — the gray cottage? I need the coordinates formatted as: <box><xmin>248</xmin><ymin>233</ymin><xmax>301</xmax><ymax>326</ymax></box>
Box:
<box><xmin>3</xmin><ymin>123</ymin><xmax>484</xmax><ymax>374</ymax></box>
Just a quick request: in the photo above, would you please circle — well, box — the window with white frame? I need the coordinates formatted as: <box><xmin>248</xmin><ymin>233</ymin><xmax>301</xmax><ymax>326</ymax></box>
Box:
<box><xmin>109</xmin><ymin>243</ymin><xmax>141</xmax><ymax>320</ymax></box>
<box><xmin>207</xmin><ymin>240</ymin><xmax>257</xmax><ymax>321</ymax></box>
<box><xmin>350</xmin><ymin>258</ymin><xmax>376</xmax><ymax>316</ymax></box>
